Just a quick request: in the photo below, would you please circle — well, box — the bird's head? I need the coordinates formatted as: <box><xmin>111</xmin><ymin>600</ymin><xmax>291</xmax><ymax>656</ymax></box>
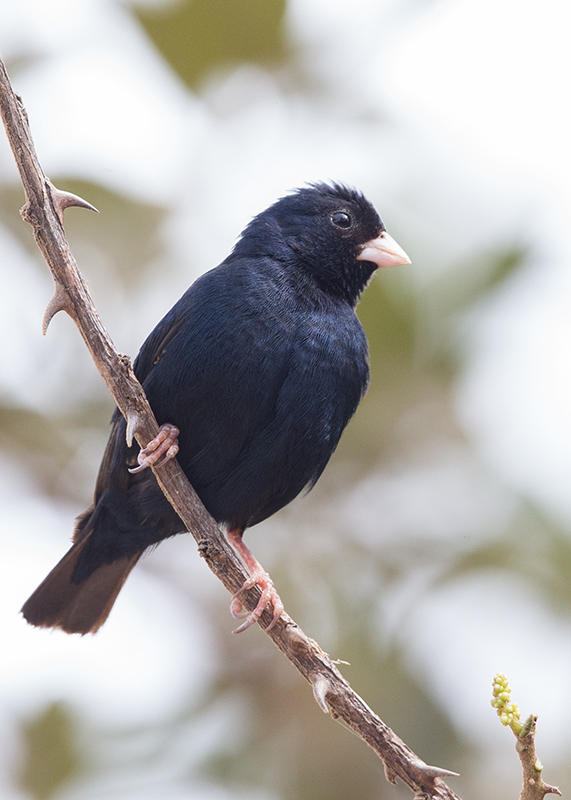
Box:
<box><xmin>236</xmin><ymin>183</ymin><xmax>410</xmax><ymax>306</ymax></box>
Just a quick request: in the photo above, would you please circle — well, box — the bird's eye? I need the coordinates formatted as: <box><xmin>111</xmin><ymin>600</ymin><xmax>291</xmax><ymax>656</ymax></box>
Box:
<box><xmin>330</xmin><ymin>211</ymin><xmax>352</xmax><ymax>229</ymax></box>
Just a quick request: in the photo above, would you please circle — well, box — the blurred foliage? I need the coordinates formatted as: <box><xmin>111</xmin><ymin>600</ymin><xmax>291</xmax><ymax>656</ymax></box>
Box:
<box><xmin>134</xmin><ymin>0</ymin><xmax>289</xmax><ymax>89</ymax></box>
<box><xmin>0</xmin><ymin>180</ymin><xmax>166</xmax><ymax>288</ymax></box>
<box><xmin>430</xmin><ymin>244</ymin><xmax>527</xmax><ymax>319</ymax></box>
<box><xmin>437</xmin><ymin>501</ymin><xmax>571</xmax><ymax>615</ymax></box>
<box><xmin>2</xmin><ymin>2</ymin><xmax>569</xmax><ymax>800</ymax></box>
<box><xmin>56</xmin><ymin>179</ymin><xmax>168</xmax><ymax>288</ymax></box>
<box><xmin>17</xmin><ymin>703</ymin><xmax>81</xmax><ymax>799</ymax></box>
<box><xmin>351</xmin><ymin>243</ymin><xmax>527</xmax><ymax>468</ymax></box>
<box><xmin>0</xmin><ymin>399</ymin><xmax>112</xmax><ymax>503</ymax></box>
<box><xmin>0</xmin><ymin>403</ymin><xmax>75</xmax><ymax>496</ymax></box>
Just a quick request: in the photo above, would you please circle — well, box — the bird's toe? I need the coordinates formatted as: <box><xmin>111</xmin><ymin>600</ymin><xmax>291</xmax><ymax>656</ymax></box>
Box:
<box><xmin>231</xmin><ymin>570</ymin><xmax>284</xmax><ymax>634</ymax></box>
<box><xmin>128</xmin><ymin>423</ymin><xmax>180</xmax><ymax>473</ymax></box>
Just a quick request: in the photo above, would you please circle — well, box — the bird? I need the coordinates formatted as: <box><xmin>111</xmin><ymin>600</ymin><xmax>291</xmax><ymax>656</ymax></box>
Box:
<box><xmin>21</xmin><ymin>183</ymin><xmax>410</xmax><ymax>635</ymax></box>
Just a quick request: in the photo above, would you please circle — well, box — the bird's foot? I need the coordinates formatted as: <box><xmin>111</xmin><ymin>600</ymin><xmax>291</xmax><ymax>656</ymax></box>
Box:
<box><xmin>226</xmin><ymin>527</ymin><xmax>284</xmax><ymax>634</ymax></box>
<box><xmin>230</xmin><ymin>568</ymin><xmax>284</xmax><ymax>634</ymax></box>
<box><xmin>128</xmin><ymin>423</ymin><xmax>179</xmax><ymax>473</ymax></box>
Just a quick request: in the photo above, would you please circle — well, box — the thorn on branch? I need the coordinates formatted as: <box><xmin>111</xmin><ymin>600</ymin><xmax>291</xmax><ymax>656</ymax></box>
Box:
<box><xmin>311</xmin><ymin>674</ymin><xmax>331</xmax><ymax>713</ymax></box>
<box><xmin>542</xmin><ymin>785</ymin><xmax>562</xmax><ymax>797</ymax></box>
<box><xmin>408</xmin><ymin>758</ymin><xmax>460</xmax><ymax>788</ymax></box>
<box><xmin>47</xmin><ymin>180</ymin><xmax>99</xmax><ymax>226</ymax></box>
<box><xmin>15</xmin><ymin>93</ymin><xmax>29</xmax><ymax>124</ymax></box>
<box><xmin>125</xmin><ymin>410</ymin><xmax>143</xmax><ymax>448</ymax></box>
<box><xmin>20</xmin><ymin>200</ymin><xmax>33</xmax><ymax>225</ymax></box>
<box><xmin>384</xmin><ymin>762</ymin><xmax>398</xmax><ymax>785</ymax></box>
<box><xmin>42</xmin><ymin>281</ymin><xmax>71</xmax><ymax>334</ymax></box>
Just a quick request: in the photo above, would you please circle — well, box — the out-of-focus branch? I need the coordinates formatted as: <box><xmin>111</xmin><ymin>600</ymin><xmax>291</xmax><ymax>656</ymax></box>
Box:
<box><xmin>0</xmin><ymin>56</ymin><xmax>463</xmax><ymax>799</ymax></box>
<box><xmin>491</xmin><ymin>674</ymin><xmax>561</xmax><ymax>800</ymax></box>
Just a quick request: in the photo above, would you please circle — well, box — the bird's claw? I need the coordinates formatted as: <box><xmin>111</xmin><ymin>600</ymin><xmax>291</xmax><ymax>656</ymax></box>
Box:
<box><xmin>230</xmin><ymin>569</ymin><xmax>284</xmax><ymax>634</ymax></box>
<box><xmin>128</xmin><ymin>423</ymin><xmax>179</xmax><ymax>473</ymax></box>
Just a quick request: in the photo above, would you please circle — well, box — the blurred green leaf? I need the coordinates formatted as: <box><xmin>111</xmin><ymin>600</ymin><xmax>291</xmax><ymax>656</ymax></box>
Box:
<box><xmin>134</xmin><ymin>0</ymin><xmax>289</xmax><ymax>89</ymax></box>
<box><xmin>435</xmin><ymin>245</ymin><xmax>527</xmax><ymax>317</ymax></box>
<box><xmin>358</xmin><ymin>269</ymin><xmax>417</xmax><ymax>373</ymax></box>
<box><xmin>50</xmin><ymin>179</ymin><xmax>167</xmax><ymax>287</ymax></box>
<box><xmin>0</xmin><ymin>179</ymin><xmax>166</xmax><ymax>287</ymax></box>
<box><xmin>434</xmin><ymin>501</ymin><xmax>571</xmax><ymax>614</ymax></box>
<box><xmin>0</xmin><ymin>401</ymin><xmax>109</xmax><ymax>502</ymax></box>
<box><xmin>485</xmin><ymin>246</ymin><xmax>526</xmax><ymax>289</ymax></box>
<box><xmin>18</xmin><ymin>703</ymin><xmax>82</xmax><ymax>800</ymax></box>
<box><xmin>349</xmin><ymin>269</ymin><xmax>461</xmax><ymax>466</ymax></box>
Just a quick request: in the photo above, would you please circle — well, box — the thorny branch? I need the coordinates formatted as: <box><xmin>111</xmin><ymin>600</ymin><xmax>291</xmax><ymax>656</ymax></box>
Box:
<box><xmin>0</xmin><ymin>57</ymin><xmax>463</xmax><ymax>798</ymax></box>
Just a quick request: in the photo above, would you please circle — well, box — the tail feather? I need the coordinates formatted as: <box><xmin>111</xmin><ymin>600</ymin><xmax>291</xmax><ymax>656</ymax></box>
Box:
<box><xmin>21</xmin><ymin>532</ymin><xmax>141</xmax><ymax>634</ymax></box>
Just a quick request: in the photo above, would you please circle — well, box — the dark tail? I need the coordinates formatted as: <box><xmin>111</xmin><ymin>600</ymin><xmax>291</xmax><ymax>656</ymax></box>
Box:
<box><xmin>21</xmin><ymin>531</ymin><xmax>141</xmax><ymax>634</ymax></box>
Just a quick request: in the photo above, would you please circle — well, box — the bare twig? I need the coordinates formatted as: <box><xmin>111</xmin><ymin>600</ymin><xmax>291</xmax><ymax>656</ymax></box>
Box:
<box><xmin>0</xmin><ymin>57</ymin><xmax>463</xmax><ymax>799</ymax></box>
<box><xmin>491</xmin><ymin>674</ymin><xmax>560</xmax><ymax>800</ymax></box>
<box><xmin>516</xmin><ymin>717</ymin><xmax>561</xmax><ymax>800</ymax></box>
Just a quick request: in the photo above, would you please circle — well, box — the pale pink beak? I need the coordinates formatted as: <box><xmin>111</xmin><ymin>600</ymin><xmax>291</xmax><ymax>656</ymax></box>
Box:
<box><xmin>356</xmin><ymin>231</ymin><xmax>411</xmax><ymax>268</ymax></box>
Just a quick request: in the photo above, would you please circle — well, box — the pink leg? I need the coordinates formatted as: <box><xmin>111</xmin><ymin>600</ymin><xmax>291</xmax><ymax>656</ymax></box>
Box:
<box><xmin>129</xmin><ymin>423</ymin><xmax>179</xmax><ymax>474</ymax></box>
<box><xmin>227</xmin><ymin>528</ymin><xmax>284</xmax><ymax>634</ymax></box>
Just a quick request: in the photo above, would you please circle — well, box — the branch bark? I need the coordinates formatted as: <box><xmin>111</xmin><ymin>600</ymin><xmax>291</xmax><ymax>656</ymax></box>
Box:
<box><xmin>516</xmin><ymin>716</ymin><xmax>561</xmax><ymax>800</ymax></box>
<box><xmin>0</xmin><ymin>57</ymin><xmax>462</xmax><ymax>799</ymax></box>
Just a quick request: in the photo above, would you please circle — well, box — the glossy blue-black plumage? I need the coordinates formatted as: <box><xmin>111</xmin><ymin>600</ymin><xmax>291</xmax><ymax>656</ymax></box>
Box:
<box><xmin>22</xmin><ymin>184</ymin><xmax>384</xmax><ymax>631</ymax></box>
<box><xmin>76</xmin><ymin>183</ymin><xmax>382</xmax><ymax>570</ymax></box>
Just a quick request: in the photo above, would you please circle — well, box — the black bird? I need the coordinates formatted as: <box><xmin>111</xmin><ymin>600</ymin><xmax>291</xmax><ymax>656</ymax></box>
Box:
<box><xmin>22</xmin><ymin>183</ymin><xmax>410</xmax><ymax>635</ymax></box>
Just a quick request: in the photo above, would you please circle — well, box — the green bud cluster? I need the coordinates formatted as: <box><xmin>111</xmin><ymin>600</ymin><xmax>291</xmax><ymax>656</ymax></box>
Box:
<box><xmin>491</xmin><ymin>673</ymin><xmax>523</xmax><ymax>735</ymax></box>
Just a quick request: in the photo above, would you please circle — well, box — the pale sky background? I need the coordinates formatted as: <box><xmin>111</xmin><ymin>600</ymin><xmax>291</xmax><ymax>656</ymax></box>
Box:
<box><xmin>2</xmin><ymin>1</ymin><xmax>571</xmax><ymax>798</ymax></box>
